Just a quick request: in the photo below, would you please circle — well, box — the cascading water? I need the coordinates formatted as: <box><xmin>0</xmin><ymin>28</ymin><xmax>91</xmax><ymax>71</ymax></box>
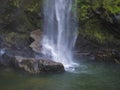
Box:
<box><xmin>42</xmin><ymin>0</ymin><xmax>78</xmax><ymax>71</ymax></box>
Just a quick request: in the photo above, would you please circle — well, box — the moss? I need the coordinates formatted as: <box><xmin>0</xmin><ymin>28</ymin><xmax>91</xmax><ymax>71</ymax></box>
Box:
<box><xmin>4</xmin><ymin>31</ymin><xmax>29</xmax><ymax>48</ymax></box>
<box><xmin>79</xmin><ymin>18</ymin><xmax>116</xmax><ymax>44</ymax></box>
<box><xmin>94</xmin><ymin>31</ymin><xmax>106</xmax><ymax>43</ymax></box>
<box><xmin>11</xmin><ymin>0</ymin><xmax>21</xmax><ymax>8</ymax></box>
<box><xmin>1</xmin><ymin>0</ymin><xmax>42</xmax><ymax>31</ymax></box>
<box><xmin>9</xmin><ymin>0</ymin><xmax>42</xmax><ymax>12</ymax></box>
<box><xmin>76</xmin><ymin>0</ymin><xmax>120</xmax><ymax>22</ymax></box>
<box><xmin>5</xmin><ymin>32</ymin><xmax>16</xmax><ymax>44</ymax></box>
<box><xmin>24</xmin><ymin>11</ymin><xmax>42</xmax><ymax>29</ymax></box>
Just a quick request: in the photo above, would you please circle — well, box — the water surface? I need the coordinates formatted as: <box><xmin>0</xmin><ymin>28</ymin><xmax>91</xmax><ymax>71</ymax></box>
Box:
<box><xmin>0</xmin><ymin>58</ymin><xmax>120</xmax><ymax>90</ymax></box>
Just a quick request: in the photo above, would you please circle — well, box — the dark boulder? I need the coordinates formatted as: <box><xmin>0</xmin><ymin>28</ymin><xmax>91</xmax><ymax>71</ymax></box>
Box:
<box><xmin>13</xmin><ymin>56</ymin><xmax>65</xmax><ymax>73</ymax></box>
<box><xmin>0</xmin><ymin>53</ymin><xmax>65</xmax><ymax>73</ymax></box>
<box><xmin>0</xmin><ymin>52</ymin><xmax>15</xmax><ymax>67</ymax></box>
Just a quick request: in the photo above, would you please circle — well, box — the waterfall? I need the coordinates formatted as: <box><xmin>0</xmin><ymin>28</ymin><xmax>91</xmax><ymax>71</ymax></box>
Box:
<box><xmin>42</xmin><ymin>0</ymin><xmax>78</xmax><ymax>71</ymax></box>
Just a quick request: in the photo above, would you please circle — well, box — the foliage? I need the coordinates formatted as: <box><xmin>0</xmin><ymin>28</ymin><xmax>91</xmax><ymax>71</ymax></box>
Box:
<box><xmin>76</xmin><ymin>0</ymin><xmax>120</xmax><ymax>21</ymax></box>
<box><xmin>9</xmin><ymin>0</ymin><xmax>43</xmax><ymax>12</ymax></box>
<box><xmin>79</xmin><ymin>18</ymin><xmax>114</xmax><ymax>44</ymax></box>
<box><xmin>76</xmin><ymin>0</ymin><xmax>120</xmax><ymax>45</ymax></box>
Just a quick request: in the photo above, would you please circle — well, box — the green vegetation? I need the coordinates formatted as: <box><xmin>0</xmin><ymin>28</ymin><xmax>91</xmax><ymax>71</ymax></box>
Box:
<box><xmin>76</xmin><ymin>0</ymin><xmax>120</xmax><ymax>21</ymax></box>
<box><xmin>76</xmin><ymin>0</ymin><xmax>120</xmax><ymax>45</ymax></box>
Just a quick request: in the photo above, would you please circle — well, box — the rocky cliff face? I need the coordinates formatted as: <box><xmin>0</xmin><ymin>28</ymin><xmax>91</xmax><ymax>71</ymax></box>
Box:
<box><xmin>13</xmin><ymin>56</ymin><xmax>65</xmax><ymax>73</ymax></box>
<box><xmin>0</xmin><ymin>0</ymin><xmax>43</xmax><ymax>57</ymax></box>
<box><xmin>30</xmin><ymin>29</ymin><xmax>42</xmax><ymax>53</ymax></box>
<box><xmin>0</xmin><ymin>0</ymin><xmax>39</xmax><ymax>68</ymax></box>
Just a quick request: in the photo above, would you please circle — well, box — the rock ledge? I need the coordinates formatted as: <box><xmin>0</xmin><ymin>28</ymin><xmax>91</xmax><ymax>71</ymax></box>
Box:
<box><xmin>13</xmin><ymin>56</ymin><xmax>65</xmax><ymax>73</ymax></box>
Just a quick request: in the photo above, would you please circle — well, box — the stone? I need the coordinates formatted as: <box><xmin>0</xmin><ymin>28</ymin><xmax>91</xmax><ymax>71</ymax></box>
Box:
<box><xmin>13</xmin><ymin>56</ymin><xmax>65</xmax><ymax>73</ymax></box>
<box><xmin>0</xmin><ymin>53</ymin><xmax>65</xmax><ymax>73</ymax></box>
<box><xmin>94</xmin><ymin>49</ymin><xmax>120</xmax><ymax>64</ymax></box>
<box><xmin>30</xmin><ymin>29</ymin><xmax>42</xmax><ymax>53</ymax></box>
<box><xmin>30</xmin><ymin>29</ymin><xmax>42</xmax><ymax>41</ymax></box>
<box><xmin>0</xmin><ymin>53</ymin><xmax>14</xmax><ymax>66</ymax></box>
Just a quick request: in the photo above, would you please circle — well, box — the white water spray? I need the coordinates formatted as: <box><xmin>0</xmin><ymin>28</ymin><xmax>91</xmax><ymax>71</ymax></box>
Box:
<box><xmin>42</xmin><ymin>0</ymin><xmax>78</xmax><ymax>71</ymax></box>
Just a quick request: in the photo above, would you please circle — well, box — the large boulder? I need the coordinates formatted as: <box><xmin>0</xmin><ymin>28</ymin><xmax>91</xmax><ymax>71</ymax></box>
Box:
<box><xmin>13</xmin><ymin>56</ymin><xmax>65</xmax><ymax>73</ymax></box>
<box><xmin>30</xmin><ymin>29</ymin><xmax>42</xmax><ymax>53</ymax></box>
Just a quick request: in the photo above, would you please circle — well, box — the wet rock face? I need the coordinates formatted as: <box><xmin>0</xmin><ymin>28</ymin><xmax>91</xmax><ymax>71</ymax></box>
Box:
<box><xmin>30</xmin><ymin>29</ymin><xmax>42</xmax><ymax>53</ymax></box>
<box><xmin>0</xmin><ymin>53</ymin><xmax>14</xmax><ymax>66</ymax></box>
<box><xmin>94</xmin><ymin>49</ymin><xmax>120</xmax><ymax>64</ymax></box>
<box><xmin>0</xmin><ymin>0</ymin><xmax>42</xmax><ymax>52</ymax></box>
<box><xmin>0</xmin><ymin>51</ymin><xmax>65</xmax><ymax>74</ymax></box>
<box><xmin>13</xmin><ymin>56</ymin><xmax>65</xmax><ymax>73</ymax></box>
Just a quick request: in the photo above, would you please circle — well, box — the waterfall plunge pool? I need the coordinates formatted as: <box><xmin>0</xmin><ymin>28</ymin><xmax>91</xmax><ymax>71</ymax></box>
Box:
<box><xmin>0</xmin><ymin>57</ymin><xmax>120</xmax><ymax>90</ymax></box>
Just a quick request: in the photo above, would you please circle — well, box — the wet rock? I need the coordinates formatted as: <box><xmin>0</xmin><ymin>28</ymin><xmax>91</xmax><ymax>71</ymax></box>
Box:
<box><xmin>30</xmin><ymin>29</ymin><xmax>42</xmax><ymax>53</ymax></box>
<box><xmin>13</xmin><ymin>56</ymin><xmax>65</xmax><ymax>73</ymax></box>
<box><xmin>115</xmin><ymin>14</ymin><xmax>120</xmax><ymax>24</ymax></box>
<box><xmin>94</xmin><ymin>49</ymin><xmax>120</xmax><ymax>64</ymax></box>
<box><xmin>0</xmin><ymin>53</ymin><xmax>15</xmax><ymax>67</ymax></box>
<box><xmin>0</xmin><ymin>53</ymin><xmax>65</xmax><ymax>74</ymax></box>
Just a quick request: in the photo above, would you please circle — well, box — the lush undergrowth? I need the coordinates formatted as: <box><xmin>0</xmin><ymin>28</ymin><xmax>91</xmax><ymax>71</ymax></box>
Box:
<box><xmin>76</xmin><ymin>0</ymin><xmax>120</xmax><ymax>46</ymax></box>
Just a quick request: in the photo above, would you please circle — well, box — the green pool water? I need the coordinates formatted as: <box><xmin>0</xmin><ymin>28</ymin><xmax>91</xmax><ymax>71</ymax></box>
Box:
<box><xmin>0</xmin><ymin>58</ymin><xmax>120</xmax><ymax>90</ymax></box>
